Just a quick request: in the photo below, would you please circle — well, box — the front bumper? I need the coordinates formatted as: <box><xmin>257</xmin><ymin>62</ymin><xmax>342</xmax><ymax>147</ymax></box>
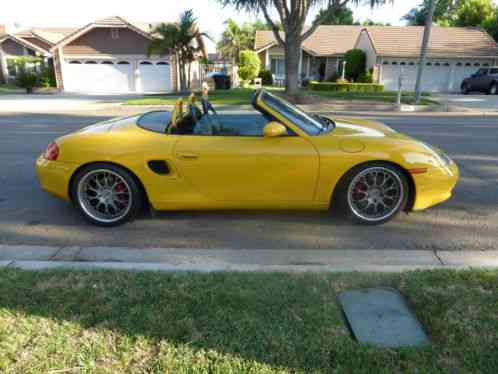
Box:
<box><xmin>36</xmin><ymin>155</ymin><xmax>79</xmax><ymax>202</ymax></box>
<box><xmin>411</xmin><ymin>162</ymin><xmax>459</xmax><ymax>211</ymax></box>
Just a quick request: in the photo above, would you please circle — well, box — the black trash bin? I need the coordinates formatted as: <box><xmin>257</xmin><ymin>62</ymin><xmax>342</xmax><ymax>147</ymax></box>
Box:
<box><xmin>210</xmin><ymin>73</ymin><xmax>231</xmax><ymax>90</ymax></box>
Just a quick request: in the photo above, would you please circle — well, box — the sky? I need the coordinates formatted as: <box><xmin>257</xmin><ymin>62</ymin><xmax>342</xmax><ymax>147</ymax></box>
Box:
<box><xmin>1</xmin><ymin>0</ymin><xmax>497</xmax><ymax>52</ymax></box>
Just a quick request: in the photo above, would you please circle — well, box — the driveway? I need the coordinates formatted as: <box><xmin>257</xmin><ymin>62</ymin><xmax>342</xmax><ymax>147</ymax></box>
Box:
<box><xmin>0</xmin><ymin>109</ymin><xmax>497</xmax><ymax>251</ymax></box>
<box><xmin>0</xmin><ymin>93</ymin><xmax>143</xmax><ymax>113</ymax></box>
<box><xmin>434</xmin><ymin>93</ymin><xmax>498</xmax><ymax>112</ymax></box>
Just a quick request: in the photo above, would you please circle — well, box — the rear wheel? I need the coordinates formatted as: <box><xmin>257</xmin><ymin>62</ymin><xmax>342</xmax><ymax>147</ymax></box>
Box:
<box><xmin>461</xmin><ymin>83</ymin><xmax>470</xmax><ymax>95</ymax></box>
<box><xmin>334</xmin><ymin>163</ymin><xmax>409</xmax><ymax>225</ymax></box>
<box><xmin>72</xmin><ymin>163</ymin><xmax>143</xmax><ymax>227</ymax></box>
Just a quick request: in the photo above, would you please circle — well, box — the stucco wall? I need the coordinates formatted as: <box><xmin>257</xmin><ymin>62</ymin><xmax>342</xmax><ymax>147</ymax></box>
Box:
<box><xmin>355</xmin><ymin>31</ymin><xmax>377</xmax><ymax>71</ymax></box>
<box><xmin>1</xmin><ymin>39</ymin><xmax>24</xmax><ymax>56</ymax></box>
<box><xmin>64</xmin><ymin>27</ymin><xmax>152</xmax><ymax>55</ymax></box>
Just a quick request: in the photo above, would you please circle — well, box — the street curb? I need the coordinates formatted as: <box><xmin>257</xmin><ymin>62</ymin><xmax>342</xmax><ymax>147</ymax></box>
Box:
<box><xmin>0</xmin><ymin>246</ymin><xmax>497</xmax><ymax>273</ymax></box>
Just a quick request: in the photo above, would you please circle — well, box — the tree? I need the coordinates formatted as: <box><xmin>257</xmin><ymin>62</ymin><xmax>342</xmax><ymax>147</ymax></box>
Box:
<box><xmin>344</xmin><ymin>49</ymin><xmax>366</xmax><ymax>81</ymax></box>
<box><xmin>217</xmin><ymin>20</ymin><xmax>268</xmax><ymax>64</ymax></box>
<box><xmin>314</xmin><ymin>5</ymin><xmax>354</xmax><ymax>25</ymax></box>
<box><xmin>360</xmin><ymin>19</ymin><xmax>391</xmax><ymax>26</ymax></box>
<box><xmin>148</xmin><ymin>9</ymin><xmax>207</xmax><ymax>91</ymax></box>
<box><xmin>482</xmin><ymin>8</ymin><xmax>498</xmax><ymax>41</ymax></box>
<box><xmin>403</xmin><ymin>0</ymin><xmax>458</xmax><ymax>26</ymax></box>
<box><xmin>238</xmin><ymin>50</ymin><xmax>261</xmax><ymax>84</ymax></box>
<box><xmin>415</xmin><ymin>0</ymin><xmax>437</xmax><ymax>103</ymax></box>
<box><xmin>218</xmin><ymin>0</ymin><xmax>391</xmax><ymax>95</ymax></box>
<box><xmin>453</xmin><ymin>0</ymin><xmax>494</xmax><ymax>27</ymax></box>
<box><xmin>12</xmin><ymin>56</ymin><xmax>43</xmax><ymax>94</ymax></box>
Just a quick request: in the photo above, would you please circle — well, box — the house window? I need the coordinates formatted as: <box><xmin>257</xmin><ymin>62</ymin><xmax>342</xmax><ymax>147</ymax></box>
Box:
<box><xmin>270</xmin><ymin>57</ymin><xmax>285</xmax><ymax>77</ymax></box>
<box><xmin>111</xmin><ymin>28</ymin><xmax>120</xmax><ymax>39</ymax></box>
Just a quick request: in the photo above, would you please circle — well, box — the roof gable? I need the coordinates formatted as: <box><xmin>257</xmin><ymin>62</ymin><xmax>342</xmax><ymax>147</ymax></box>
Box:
<box><xmin>255</xmin><ymin>26</ymin><xmax>363</xmax><ymax>56</ymax></box>
<box><xmin>0</xmin><ymin>34</ymin><xmax>50</xmax><ymax>56</ymax></box>
<box><xmin>256</xmin><ymin>25</ymin><xmax>498</xmax><ymax>59</ymax></box>
<box><xmin>364</xmin><ymin>26</ymin><xmax>498</xmax><ymax>59</ymax></box>
<box><xmin>51</xmin><ymin>16</ymin><xmax>153</xmax><ymax>51</ymax></box>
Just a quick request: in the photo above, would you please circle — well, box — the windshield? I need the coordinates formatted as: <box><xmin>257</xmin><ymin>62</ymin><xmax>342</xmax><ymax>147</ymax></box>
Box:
<box><xmin>261</xmin><ymin>91</ymin><xmax>325</xmax><ymax>135</ymax></box>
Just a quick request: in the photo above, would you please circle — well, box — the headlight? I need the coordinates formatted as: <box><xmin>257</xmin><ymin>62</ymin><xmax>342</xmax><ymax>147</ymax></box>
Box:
<box><xmin>422</xmin><ymin>142</ymin><xmax>452</xmax><ymax>167</ymax></box>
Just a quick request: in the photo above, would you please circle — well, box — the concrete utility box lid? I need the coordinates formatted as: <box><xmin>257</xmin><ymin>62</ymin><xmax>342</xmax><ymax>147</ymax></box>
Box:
<box><xmin>338</xmin><ymin>288</ymin><xmax>430</xmax><ymax>348</ymax></box>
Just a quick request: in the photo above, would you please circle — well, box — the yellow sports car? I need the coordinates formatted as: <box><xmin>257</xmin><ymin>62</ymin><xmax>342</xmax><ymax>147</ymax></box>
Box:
<box><xmin>36</xmin><ymin>89</ymin><xmax>459</xmax><ymax>227</ymax></box>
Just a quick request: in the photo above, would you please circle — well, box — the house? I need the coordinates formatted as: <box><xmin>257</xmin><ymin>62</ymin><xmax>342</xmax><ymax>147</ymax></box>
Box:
<box><xmin>255</xmin><ymin>25</ymin><xmax>498</xmax><ymax>92</ymax></box>
<box><xmin>0</xmin><ymin>30</ymin><xmax>57</xmax><ymax>84</ymax></box>
<box><xmin>1</xmin><ymin>16</ymin><xmax>207</xmax><ymax>93</ymax></box>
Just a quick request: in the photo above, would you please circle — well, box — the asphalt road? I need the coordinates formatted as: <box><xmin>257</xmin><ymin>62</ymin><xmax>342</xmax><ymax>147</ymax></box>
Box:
<box><xmin>0</xmin><ymin>109</ymin><xmax>497</xmax><ymax>250</ymax></box>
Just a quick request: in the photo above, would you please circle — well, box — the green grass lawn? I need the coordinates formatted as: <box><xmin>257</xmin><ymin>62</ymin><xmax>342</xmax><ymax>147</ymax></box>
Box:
<box><xmin>305</xmin><ymin>90</ymin><xmax>438</xmax><ymax>106</ymax></box>
<box><xmin>0</xmin><ymin>83</ymin><xmax>23</xmax><ymax>95</ymax></box>
<box><xmin>125</xmin><ymin>87</ymin><xmax>276</xmax><ymax>106</ymax></box>
<box><xmin>0</xmin><ymin>269</ymin><xmax>496</xmax><ymax>373</ymax></box>
<box><xmin>125</xmin><ymin>87</ymin><xmax>438</xmax><ymax>107</ymax></box>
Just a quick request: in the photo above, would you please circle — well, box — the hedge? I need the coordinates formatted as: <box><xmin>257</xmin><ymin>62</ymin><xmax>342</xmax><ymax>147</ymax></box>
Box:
<box><xmin>309</xmin><ymin>81</ymin><xmax>384</xmax><ymax>93</ymax></box>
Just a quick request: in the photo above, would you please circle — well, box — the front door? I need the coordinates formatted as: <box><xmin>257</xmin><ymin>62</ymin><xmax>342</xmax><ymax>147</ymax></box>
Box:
<box><xmin>173</xmin><ymin>133</ymin><xmax>319</xmax><ymax>203</ymax></box>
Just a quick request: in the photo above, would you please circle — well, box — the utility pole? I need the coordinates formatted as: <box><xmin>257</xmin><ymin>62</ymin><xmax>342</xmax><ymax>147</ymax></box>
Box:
<box><xmin>415</xmin><ymin>0</ymin><xmax>437</xmax><ymax>103</ymax></box>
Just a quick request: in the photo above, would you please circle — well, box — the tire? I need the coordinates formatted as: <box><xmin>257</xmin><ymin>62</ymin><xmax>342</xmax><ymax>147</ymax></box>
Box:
<box><xmin>489</xmin><ymin>83</ymin><xmax>497</xmax><ymax>95</ymax></box>
<box><xmin>71</xmin><ymin>163</ymin><xmax>143</xmax><ymax>227</ymax></box>
<box><xmin>461</xmin><ymin>83</ymin><xmax>470</xmax><ymax>95</ymax></box>
<box><xmin>333</xmin><ymin>162</ymin><xmax>409</xmax><ymax>225</ymax></box>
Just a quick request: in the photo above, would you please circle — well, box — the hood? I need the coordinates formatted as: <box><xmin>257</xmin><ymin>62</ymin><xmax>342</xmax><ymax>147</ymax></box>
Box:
<box><xmin>330</xmin><ymin>117</ymin><xmax>403</xmax><ymax>138</ymax></box>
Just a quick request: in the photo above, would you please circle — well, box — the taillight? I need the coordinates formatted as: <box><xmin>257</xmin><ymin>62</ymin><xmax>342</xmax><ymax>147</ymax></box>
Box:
<box><xmin>44</xmin><ymin>142</ymin><xmax>59</xmax><ymax>161</ymax></box>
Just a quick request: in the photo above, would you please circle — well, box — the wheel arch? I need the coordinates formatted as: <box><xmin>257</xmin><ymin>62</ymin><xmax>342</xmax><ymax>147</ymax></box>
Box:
<box><xmin>330</xmin><ymin>160</ymin><xmax>416</xmax><ymax>212</ymax></box>
<box><xmin>68</xmin><ymin>161</ymin><xmax>150</xmax><ymax>206</ymax></box>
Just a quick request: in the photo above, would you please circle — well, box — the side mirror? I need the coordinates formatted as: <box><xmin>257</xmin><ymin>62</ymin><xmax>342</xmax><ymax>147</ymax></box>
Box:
<box><xmin>263</xmin><ymin>121</ymin><xmax>288</xmax><ymax>138</ymax></box>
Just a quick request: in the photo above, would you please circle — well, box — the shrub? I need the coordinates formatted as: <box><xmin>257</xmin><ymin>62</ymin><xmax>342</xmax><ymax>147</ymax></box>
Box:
<box><xmin>309</xmin><ymin>81</ymin><xmax>384</xmax><ymax>93</ymax></box>
<box><xmin>357</xmin><ymin>70</ymin><xmax>374</xmax><ymax>83</ymax></box>
<box><xmin>258</xmin><ymin>69</ymin><xmax>273</xmax><ymax>86</ymax></box>
<box><xmin>40</xmin><ymin>64</ymin><xmax>56</xmax><ymax>88</ymax></box>
<box><xmin>344</xmin><ymin>49</ymin><xmax>366</xmax><ymax>81</ymax></box>
<box><xmin>16</xmin><ymin>71</ymin><xmax>39</xmax><ymax>94</ymax></box>
<box><xmin>238</xmin><ymin>50</ymin><xmax>261</xmax><ymax>84</ymax></box>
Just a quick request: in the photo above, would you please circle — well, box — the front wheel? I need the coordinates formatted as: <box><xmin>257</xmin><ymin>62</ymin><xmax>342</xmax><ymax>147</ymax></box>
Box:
<box><xmin>71</xmin><ymin>163</ymin><xmax>143</xmax><ymax>227</ymax></box>
<box><xmin>334</xmin><ymin>163</ymin><xmax>409</xmax><ymax>225</ymax></box>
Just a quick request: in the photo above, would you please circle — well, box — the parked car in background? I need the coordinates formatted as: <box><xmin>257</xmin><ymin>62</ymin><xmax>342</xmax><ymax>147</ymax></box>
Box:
<box><xmin>461</xmin><ymin>67</ymin><xmax>498</xmax><ymax>94</ymax></box>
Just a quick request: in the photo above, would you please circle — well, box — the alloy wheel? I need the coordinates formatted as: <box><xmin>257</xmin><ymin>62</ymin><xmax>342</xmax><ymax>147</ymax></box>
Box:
<box><xmin>347</xmin><ymin>167</ymin><xmax>404</xmax><ymax>222</ymax></box>
<box><xmin>77</xmin><ymin>169</ymin><xmax>133</xmax><ymax>224</ymax></box>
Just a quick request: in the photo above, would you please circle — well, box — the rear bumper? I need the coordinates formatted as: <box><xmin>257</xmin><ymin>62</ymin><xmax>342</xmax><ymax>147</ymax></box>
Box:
<box><xmin>36</xmin><ymin>155</ymin><xmax>78</xmax><ymax>202</ymax></box>
<box><xmin>412</xmin><ymin>162</ymin><xmax>459</xmax><ymax>211</ymax></box>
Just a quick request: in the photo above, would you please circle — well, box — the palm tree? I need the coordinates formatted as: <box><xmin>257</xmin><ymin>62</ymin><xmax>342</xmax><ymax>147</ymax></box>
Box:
<box><xmin>148</xmin><ymin>10</ymin><xmax>208</xmax><ymax>91</ymax></box>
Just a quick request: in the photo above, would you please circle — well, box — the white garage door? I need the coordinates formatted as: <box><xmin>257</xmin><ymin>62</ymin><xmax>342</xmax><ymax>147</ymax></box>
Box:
<box><xmin>382</xmin><ymin>63</ymin><xmax>417</xmax><ymax>91</ymax></box>
<box><xmin>64</xmin><ymin>60</ymin><xmax>133</xmax><ymax>93</ymax></box>
<box><xmin>138</xmin><ymin>61</ymin><xmax>171</xmax><ymax>93</ymax></box>
<box><xmin>382</xmin><ymin>62</ymin><xmax>450</xmax><ymax>92</ymax></box>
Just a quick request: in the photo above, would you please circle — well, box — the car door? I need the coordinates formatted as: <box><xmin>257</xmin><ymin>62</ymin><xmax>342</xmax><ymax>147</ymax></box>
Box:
<box><xmin>173</xmin><ymin>117</ymin><xmax>320</xmax><ymax>204</ymax></box>
<box><xmin>474</xmin><ymin>68</ymin><xmax>490</xmax><ymax>91</ymax></box>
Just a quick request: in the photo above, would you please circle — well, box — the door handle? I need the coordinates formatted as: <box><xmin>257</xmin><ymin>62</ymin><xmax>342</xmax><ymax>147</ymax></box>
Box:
<box><xmin>177</xmin><ymin>152</ymin><xmax>199</xmax><ymax>160</ymax></box>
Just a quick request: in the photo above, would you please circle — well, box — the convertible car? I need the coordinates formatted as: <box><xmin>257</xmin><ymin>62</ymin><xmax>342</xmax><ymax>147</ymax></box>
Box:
<box><xmin>36</xmin><ymin>89</ymin><xmax>459</xmax><ymax>227</ymax></box>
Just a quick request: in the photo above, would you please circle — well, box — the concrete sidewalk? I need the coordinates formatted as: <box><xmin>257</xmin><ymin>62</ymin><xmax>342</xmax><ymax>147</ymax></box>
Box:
<box><xmin>0</xmin><ymin>245</ymin><xmax>497</xmax><ymax>273</ymax></box>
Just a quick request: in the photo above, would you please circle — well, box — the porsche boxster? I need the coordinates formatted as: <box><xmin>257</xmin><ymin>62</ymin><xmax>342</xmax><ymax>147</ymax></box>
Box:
<box><xmin>36</xmin><ymin>89</ymin><xmax>459</xmax><ymax>227</ymax></box>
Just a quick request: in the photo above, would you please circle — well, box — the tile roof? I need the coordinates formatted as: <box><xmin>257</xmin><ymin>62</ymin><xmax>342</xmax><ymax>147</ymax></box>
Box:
<box><xmin>255</xmin><ymin>25</ymin><xmax>498</xmax><ymax>58</ymax></box>
<box><xmin>16</xmin><ymin>28</ymin><xmax>77</xmax><ymax>45</ymax></box>
<box><xmin>365</xmin><ymin>26</ymin><xmax>498</xmax><ymax>58</ymax></box>
<box><xmin>255</xmin><ymin>26</ymin><xmax>363</xmax><ymax>56</ymax></box>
